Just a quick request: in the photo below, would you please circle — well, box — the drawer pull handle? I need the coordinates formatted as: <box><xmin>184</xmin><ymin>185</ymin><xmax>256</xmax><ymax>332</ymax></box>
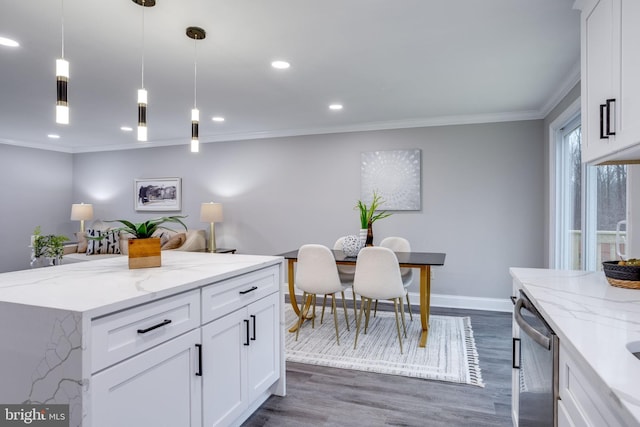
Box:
<box><xmin>195</xmin><ymin>344</ymin><xmax>203</xmax><ymax>376</ymax></box>
<box><xmin>137</xmin><ymin>319</ymin><xmax>172</xmax><ymax>334</ymax></box>
<box><xmin>251</xmin><ymin>315</ymin><xmax>257</xmax><ymax>341</ymax></box>
<box><xmin>600</xmin><ymin>103</ymin><xmax>608</xmax><ymax>139</ymax></box>
<box><xmin>606</xmin><ymin>98</ymin><xmax>616</xmax><ymax>136</ymax></box>
<box><xmin>244</xmin><ymin>319</ymin><xmax>250</xmax><ymax>346</ymax></box>
<box><xmin>239</xmin><ymin>286</ymin><xmax>258</xmax><ymax>295</ymax></box>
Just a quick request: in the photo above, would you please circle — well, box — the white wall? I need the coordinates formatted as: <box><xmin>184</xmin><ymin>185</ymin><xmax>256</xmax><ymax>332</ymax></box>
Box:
<box><xmin>0</xmin><ymin>145</ymin><xmax>73</xmax><ymax>272</ymax></box>
<box><xmin>71</xmin><ymin>120</ymin><xmax>545</xmax><ymax>304</ymax></box>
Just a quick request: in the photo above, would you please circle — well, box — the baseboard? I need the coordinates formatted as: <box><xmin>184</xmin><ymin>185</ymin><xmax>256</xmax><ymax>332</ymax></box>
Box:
<box><xmin>283</xmin><ymin>285</ymin><xmax>513</xmax><ymax>313</ymax></box>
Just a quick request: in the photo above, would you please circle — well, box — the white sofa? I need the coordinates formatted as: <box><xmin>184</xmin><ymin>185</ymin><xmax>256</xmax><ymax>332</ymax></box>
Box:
<box><xmin>63</xmin><ymin>220</ymin><xmax>207</xmax><ymax>262</ymax></box>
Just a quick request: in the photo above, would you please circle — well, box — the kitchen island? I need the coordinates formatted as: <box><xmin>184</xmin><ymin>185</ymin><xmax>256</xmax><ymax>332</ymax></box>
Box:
<box><xmin>0</xmin><ymin>251</ymin><xmax>286</xmax><ymax>427</ymax></box>
<box><xmin>511</xmin><ymin>268</ymin><xmax>640</xmax><ymax>427</ymax></box>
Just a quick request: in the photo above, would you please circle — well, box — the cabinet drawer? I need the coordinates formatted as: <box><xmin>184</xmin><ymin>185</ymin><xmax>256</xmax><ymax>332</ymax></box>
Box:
<box><xmin>201</xmin><ymin>265</ymin><xmax>279</xmax><ymax>324</ymax></box>
<box><xmin>558</xmin><ymin>345</ymin><xmax>624</xmax><ymax>427</ymax></box>
<box><xmin>91</xmin><ymin>290</ymin><xmax>200</xmax><ymax>373</ymax></box>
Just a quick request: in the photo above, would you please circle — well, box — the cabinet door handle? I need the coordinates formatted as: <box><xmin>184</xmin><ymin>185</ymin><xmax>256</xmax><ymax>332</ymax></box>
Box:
<box><xmin>195</xmin><ymin>343</ymin><xmax>202</xmax><ymax>376</ymax></box>
<box><xmin>137</xmin><ymin>319</ymin><xmax>172</xmax><ymax>334</ymax></box>
<box><xmin>250</xmin><ymin>315</ymin><xmax>257</xmax><ymax>341</ymax></box>
<box><xmin>512</xmin><ymin>338</ymin><xmax>521</xmax><ymax>369</ymax></box>
<box><xmin>239</xmin><ymin>286</ymin><xmax>258</xmax><ymax>295</ymax></box>
<box><xmin>606</xmin><ymin>98</ymin><xmax>616</xmax><ymax>136</ymax></box>
<box><xmin>244</xmin><ymin>319</ymin><xmax>250</xmax><ymax>346</ymax></box>
<box><xmin>600</xmin><ymin>103</ymin><xmax>608</xmax><ymax>139</ymax></box>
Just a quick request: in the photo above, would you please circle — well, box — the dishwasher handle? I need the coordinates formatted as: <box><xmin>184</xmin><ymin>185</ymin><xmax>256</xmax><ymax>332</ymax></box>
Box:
<box><xmin>514</xmin><ymin>297</ymin><xmax>551</xmax><ymax>350</ymax></box>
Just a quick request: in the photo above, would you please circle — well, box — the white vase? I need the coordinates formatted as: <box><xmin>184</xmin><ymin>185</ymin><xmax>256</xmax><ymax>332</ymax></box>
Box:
<box><xmin>359</xmin><ymin>228</ymin><xmax>368</xmax><ymax>247</ymax></box>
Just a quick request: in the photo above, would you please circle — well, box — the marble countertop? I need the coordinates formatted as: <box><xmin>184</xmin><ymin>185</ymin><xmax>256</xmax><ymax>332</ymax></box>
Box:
<box><xmin>0</xmin><ymin>251</ymin><xmax>283</xmax><ymax>318</ymax></box>
<box><xmin>510</xmin><ymin>268</ymin><xmax>640</xmax><ymax>426</ymax></box>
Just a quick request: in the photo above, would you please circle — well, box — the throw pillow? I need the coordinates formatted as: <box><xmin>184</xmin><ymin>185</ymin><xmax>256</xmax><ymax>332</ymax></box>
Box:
<box><xmin>161</xmin><ymin>233</ymin><xmax>187</xmax><ymax>250</ymax></box>
<box><xmin>75</xmin><ymin>232</ymin><xmax>88</xmax><ymax>253</ymax></box>
<box><xmin>86</xmin><ymin>229</ymin><xmax>121</xmax><ymax>255</ymax></box>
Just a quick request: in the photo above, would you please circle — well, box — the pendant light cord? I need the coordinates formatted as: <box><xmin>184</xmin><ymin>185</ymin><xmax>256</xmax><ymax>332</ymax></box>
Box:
<box><xmin>60</xmin><ymin>0</ymin><xmax>65</xmax><ymax>59</ymax></box>
<box><xmin>141</xmin><ymin>0</ymin><xmax>145</xmax><ymax>88</ymax></box>
<box><xmin>193</xmin><ymin>36</ymin><xmax>198</xmax><ymax>108</ymax></box>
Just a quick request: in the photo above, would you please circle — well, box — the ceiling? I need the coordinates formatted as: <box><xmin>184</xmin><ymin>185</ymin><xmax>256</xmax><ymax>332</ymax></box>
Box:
<box><xmin>0</xmin><ymin>0</ymin><xmax>580</xmax><ymax>153</ymax></box>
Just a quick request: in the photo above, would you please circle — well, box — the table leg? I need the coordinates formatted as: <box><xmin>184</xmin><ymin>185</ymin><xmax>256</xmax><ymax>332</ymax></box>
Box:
<box><xmin>419</xmin><ymin>265</ymin><xmax>431</xmax><ymax>347</ymax></box>
<box><xmin>287</xmin><ymin>258</ymin><xmax>313</xmax><ymax>332</ymax></box>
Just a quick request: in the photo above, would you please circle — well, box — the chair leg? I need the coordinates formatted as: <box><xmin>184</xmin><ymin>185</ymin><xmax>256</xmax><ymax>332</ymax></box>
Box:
<box><xmin>341</xmin><ymin>291</ymin><xmax>350</xmax><ymax>331</ymax></box>
<box><xmin>393</xmin><ymin>298</ymin><xmax>404</xmax><ymax>354</ymax></box>
<box><xmin>295</xmin><ymin>292</ymin><xmax>307</xmax><ymax>341</ymax></box>
<box><xmin>321</xmin><ymin>294</ymin><xmax>327</xmax><ymax>324</ymax></box>
<box><xmin>352</xmin><ymin>287</ymin><xmax>357</xmax><ymax>319</ymax></box>
<box><xmin>405</xmin><ymin>290</ymin><xmax>413</xmax><ymax>321</ymax></box>
<box><xmin>332</xmin><ymin>294</ymin><xmax>340</xmax><ymax>345</ymax></box>
<box><xmin>311</xmin><ymin>294</ymin><xmax>317</xmax><ymax>328</ymax></box>
<box><xmin>373</xmin><ymin>299</ymin><xmax>378</xmax><ymax>317</ymax></box>
<box><xmin>364</xmin><ymin>298</ymin><xmax>372</xmax><ymax>334</ymax></box>
<box><xmin>400</xmin><ymin>296</ymin><xmax>407</xmax><ymax>338</ymax></box>
<box><xmin>354</xmin><ymin>296</ymin><xmax>365</xmax><ymax>349</ymax></box>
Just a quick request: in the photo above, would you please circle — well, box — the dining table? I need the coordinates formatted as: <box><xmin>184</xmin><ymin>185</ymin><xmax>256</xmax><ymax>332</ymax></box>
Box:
<box><xmin>278</xmin><ymin>249</ymin><xmax>446</xmax><ymax>347</ymax></box>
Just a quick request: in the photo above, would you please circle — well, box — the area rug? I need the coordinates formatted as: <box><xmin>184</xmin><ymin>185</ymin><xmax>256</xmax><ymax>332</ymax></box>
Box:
<box><xmin>284</xmin><ymin>305</ymin><xmax>484</xmax><ymax>387</ymax></box>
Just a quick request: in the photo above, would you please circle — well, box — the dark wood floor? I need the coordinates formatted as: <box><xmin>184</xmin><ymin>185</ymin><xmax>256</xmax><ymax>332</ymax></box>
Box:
<box><xmin>242</xmin><ymin>303</ymin><xmax>513</xmax><ymax>427</ymax></box>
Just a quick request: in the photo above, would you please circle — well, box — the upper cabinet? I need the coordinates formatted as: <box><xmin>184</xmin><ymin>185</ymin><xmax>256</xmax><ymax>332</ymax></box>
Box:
<box><xmin>578</xmin><ymin>0</ymin><xmax>640</xmax><ymax>164</ymax></box>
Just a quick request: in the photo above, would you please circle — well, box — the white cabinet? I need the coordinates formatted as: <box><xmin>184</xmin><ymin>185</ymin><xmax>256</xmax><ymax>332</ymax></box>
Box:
<box><xmin>558</xmin><ymin>343</ymin><xmax>626</xmax><ymax>427</ymax></box>
<box><xmin>202</xmin><ymin>292</ymin><xmax>280</xmax><ymax>427</ymax></box>
<box><xmin>579</xmin><ymin>0</ymin><xmax>640</xmax><ymax>163</ymax></box>
<box><xmin>89</xmin><ymin>264</ymin><xmax>283</xmax><ymax>427</ymax></box>
<box><xmin>511</xmin><ymin>282</ymin><xmax>521</xmax><ymax>427</ymax></box>
<box><xmin>92</xmin><ymin>329</ymin><xmax>202</xmax><ymax>427</ymax></box>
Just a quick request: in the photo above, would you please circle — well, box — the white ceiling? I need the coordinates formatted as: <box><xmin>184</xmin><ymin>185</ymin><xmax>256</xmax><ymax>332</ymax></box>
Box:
<box><xmin>0</xmin><ymin>0</ymin><xmax>580</xmax><ymax>153</ymax></box>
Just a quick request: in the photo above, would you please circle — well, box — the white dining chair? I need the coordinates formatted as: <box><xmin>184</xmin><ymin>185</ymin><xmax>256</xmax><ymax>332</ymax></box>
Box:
<box><xmin>353</xmin><ymin>246</ymin><xmax>407</xmax><ymax>354</ymax></box>
<box><xmin>379</xmin><ymin>236</ymin><xmax>414</xmax><ymax>320</ymax></box>
<box><xmin>294</xmin><ymin>244</ymin><xmax>350</xmax><ymax>344</ymax></box>
<box><xmin>333</xmin><ymin>236</ymin><xmax>357</xmax><ymax>319</ymax></box>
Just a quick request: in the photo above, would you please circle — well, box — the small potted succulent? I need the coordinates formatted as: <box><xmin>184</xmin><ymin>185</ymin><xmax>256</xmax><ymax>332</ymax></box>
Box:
<box><xmin>356</xmin><ymin>191</ymin><xmax>392</xmax><ymax>246</ymax></box>
<box><xmin>104</xmin><ymin>216</ymin><xmax>187</xmax><ymax>269</ymax></box>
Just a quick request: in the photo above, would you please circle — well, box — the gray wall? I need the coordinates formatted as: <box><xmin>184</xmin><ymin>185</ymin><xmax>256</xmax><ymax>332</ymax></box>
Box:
<box><xmin>70</xmin><ymin>120</ymin><xmax>545</xmax><ymax>302</ymax></box>
<box><xmin>0</xmin><ymin>145</ymin><xmax>73</xmax><ymax>272</ymax></box>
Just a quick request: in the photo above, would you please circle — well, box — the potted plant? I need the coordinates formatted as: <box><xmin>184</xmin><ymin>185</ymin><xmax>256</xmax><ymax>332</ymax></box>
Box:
<box><xmin>356</xmin><ymin>191</ymin><xmax>392</xmax><ymax>246</ymax></box>
<box><xmin>105</xmin><ymin>216</ymin><xmax>187</xmax><ymax>269</ymax></box>
<box><xmin>31</xmin><ymin>226</ymin><xmax>70</xmax><ymax>267</ymax></box>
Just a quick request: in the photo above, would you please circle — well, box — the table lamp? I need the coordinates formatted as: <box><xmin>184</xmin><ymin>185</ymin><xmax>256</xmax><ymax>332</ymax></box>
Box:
<box><xmin>70</xmin><ymin>203</ymin><xmax>94</xmax><ymax>233</ymax></box>
<box><xmin>200</xmin><ymin>202</ymin><xmax>223</xmax><ymax>252</ymax></box>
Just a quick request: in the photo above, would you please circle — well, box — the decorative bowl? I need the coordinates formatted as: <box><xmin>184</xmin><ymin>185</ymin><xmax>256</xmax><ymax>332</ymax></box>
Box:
<box><xmin>602</xmin><ymin>261</ymin><xmax>640</xmax><ymax>289</ymax></box>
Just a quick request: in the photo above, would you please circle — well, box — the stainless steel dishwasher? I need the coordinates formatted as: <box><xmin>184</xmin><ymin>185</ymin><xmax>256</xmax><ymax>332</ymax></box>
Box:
<box><xmin>513</xmin><ymin>290</ymin><xmax>559</xmax><ymax>427</ymax></box>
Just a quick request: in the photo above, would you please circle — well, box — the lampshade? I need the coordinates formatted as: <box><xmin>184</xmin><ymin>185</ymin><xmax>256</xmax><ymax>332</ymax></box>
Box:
<box><xmin>200</xmin><ymin>202</ymin><xmax>223</xmax><ymax>223</ymax></box>
<box><xmin>70</xmin><ymin>203</ymin><xmax>94</xmax><ymax>221</ymax></box>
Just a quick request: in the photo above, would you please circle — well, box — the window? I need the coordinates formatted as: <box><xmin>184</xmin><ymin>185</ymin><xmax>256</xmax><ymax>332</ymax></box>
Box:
<box><xmin>553</xmin><ymin>114</ymin><xmax>627</xmax><ymax>270</ymax></box>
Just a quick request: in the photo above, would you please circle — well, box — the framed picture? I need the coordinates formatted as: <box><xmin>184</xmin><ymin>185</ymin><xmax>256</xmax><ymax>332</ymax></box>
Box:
<box><xmin>134</xmin><ymin>178</ymin><xmax>182</xmax><ymax>211</ymax></box>
<box><xmin>361</xmin><ymin>149</ymin><xmax>421</xmax><ymax>210</ymax></box>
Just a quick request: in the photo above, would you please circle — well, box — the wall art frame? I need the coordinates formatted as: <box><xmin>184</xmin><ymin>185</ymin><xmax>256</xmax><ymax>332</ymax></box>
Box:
<box><xmin>361</xmin><ymin>149</ymin><xmax>421</xmax><ymax>210</ymax></box>
<box><xmin>134</xmin><ymin>177</ymin><xmax>182</xmax><ymax>212</ymax></box>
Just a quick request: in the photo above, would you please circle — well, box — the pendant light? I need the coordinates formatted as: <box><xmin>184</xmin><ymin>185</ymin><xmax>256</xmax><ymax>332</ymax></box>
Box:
<box><xmin>187</xmin><ymin>26</ymin><xmax>206</xmax><ymax>153</ymax></box>
<box><xmin>133</xmin><ymin>0</ymin><xmax>155</xmax><ymax>141</ymax></box>
<box><xmin>55</xmin><ymin>0</ymin><xmax>69</xmax><ymax>125</ymax></box>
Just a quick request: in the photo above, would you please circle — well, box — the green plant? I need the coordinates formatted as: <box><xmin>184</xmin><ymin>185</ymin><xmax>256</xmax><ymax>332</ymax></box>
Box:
<box><xmin>32</xmin><ymin>226</ymin><xmax>70</xmax><ymax>259</ymax></box>
<box><xmin>355</xmin><ymin>191</ymin><xmax>392</xmax><ymax>228</ymax></box>
<box><xmin>105</xmin><ymin>216</ymin><xmax>188</xmax><ymax>239</ymax></box>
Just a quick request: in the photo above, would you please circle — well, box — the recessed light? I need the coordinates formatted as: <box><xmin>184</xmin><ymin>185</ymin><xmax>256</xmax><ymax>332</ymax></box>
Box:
<box><xmin>120</xmin><ymin>126</ymin><xmax>133</xmax><ymax>132</ymax></box>
<box><xmin>0</xmin><ymin>36</ymin><xmax>19</xmax><ymax>47</ymax></box>
<box><xmin>212</xmin><ymin>116</ymin><xmax>225</xmax><ymax>122</ymax></box>
<box><xmin>271</xmin><ymin>60</ymin><xmax>290</xmax><ymax>70</ymax></box>
<box><xmin>47</xmin><ymin>134</ymin><xmax>60</xmax><ymax>139</ymax></box>
<box><xmin>329</xmin><ymin>104</ymin><xmax>343</xmax><ymax>110</ymax></box>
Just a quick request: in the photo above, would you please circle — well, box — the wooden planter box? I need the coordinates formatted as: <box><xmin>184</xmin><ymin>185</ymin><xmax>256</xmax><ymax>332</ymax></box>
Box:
<box><xmin>128</xmin><ymin>237</ymin><xmax>161</xmax><ymax>269</ymax></box>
